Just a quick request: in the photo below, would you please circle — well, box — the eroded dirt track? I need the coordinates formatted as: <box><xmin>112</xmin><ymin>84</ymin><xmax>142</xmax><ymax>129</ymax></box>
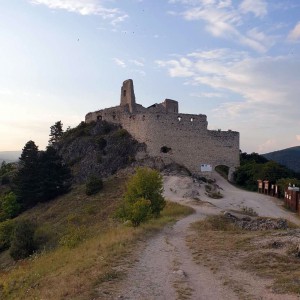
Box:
<box><xmin>110</xmin><ymin>173</ymin><xmax>300</xmax><ymax>300</ymax></box>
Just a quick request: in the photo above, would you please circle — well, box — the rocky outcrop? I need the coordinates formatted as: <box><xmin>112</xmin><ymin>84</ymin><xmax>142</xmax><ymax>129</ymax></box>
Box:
<box><xmin>224</xmin><ymin>211</ymin><xmax>288</xmax><ymax>231</ymax></box>
<box><xmin>56</xmin><ymin>121</ymin><xmax>144</xmax><ymax>183</ymax></box>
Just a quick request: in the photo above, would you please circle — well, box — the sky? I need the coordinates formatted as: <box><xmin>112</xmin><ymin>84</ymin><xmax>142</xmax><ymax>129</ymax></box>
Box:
<box><xmin>0</xmin><ymin>0</ymin><xmax>299</xmax><ymax>154</ymax></box>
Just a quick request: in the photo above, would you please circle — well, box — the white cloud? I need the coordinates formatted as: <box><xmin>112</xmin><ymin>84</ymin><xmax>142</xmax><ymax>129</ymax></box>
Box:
<box><xmin>156</xmin><ymin>49</ymin><xmax>300</xmax><ymax>126</ymax></box>
<box><xmin>169</xmin><ymin>0</ymin><xmax>275</xmax><ymax>52</ymax></box>
<box><xmin>288</xmin><ymin>22</ymin><xmax>300</xmax><ymax>41</ymax></box>
<box><xmin>190</xmin><ymin>92</ymin><xmax>223</xmax><ymax>98</ymax></box>
<box><xmin>258</xmin><ymin>139</ymin><xmax>277</xmax><ymax>153</ymax></box>
<box><xmin>29</xmin><ymin>0</ymin><xmax>127</xmax><ymax>24</ymax></box>
<box><xmin>130</xmin><ymin>59</ymin><xmax>144</xmax><ymax>67</ymax></box>
<box><xmin>239</xmin><ymin>0</ymin><xmax>267</xmax><ymax>17</ymax></box>
<box><xmin>156</xmin><ymin>59</ymin><xmax>194</xmax><ymax>77</ymax></box>
<box><xmin>113</xmin><ymin>58</ymin><xmax>126</xmax><ymax>68</ymax></box>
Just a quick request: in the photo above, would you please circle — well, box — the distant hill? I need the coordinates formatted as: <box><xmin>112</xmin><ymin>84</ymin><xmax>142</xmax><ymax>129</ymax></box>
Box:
<box><xmin>0</xmin><ymin>151</ymin><xmax>21</xmax><ymax>164</ymax></box>
<box><xmin>263</xmin><ymin>146</ymin><xmax>300</xmax><ymax>173</ymax></box>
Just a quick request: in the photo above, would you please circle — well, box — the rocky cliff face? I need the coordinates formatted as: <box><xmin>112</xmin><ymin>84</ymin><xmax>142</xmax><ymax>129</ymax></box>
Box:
<box><xmin>56</xmin><ymin>121</ymin><xmax>144</xmax><ymax>183</ymax></box>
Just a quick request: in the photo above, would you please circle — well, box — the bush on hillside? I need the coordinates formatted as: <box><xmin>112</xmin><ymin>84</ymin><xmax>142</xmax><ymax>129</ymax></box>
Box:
<box><xmin>0</xmin><ymin>219</ymin><xmax>15</xmax><ymax>252</ymax></box>
<box><xmin>118</xmin><ymin>167</ymin><xmax>165</xmax><ymax>226</ymax></box>
<box><xmin>85</xmin><ymin>176</ymin><xmax>103</xmax><ymax>196</ymax></box>
<box><xmin>0</xmin><ymin>192</ymin><xmax>21</xmax><ymax>220</ymax></box>
<box><xmin>9</xmin><ymin>220</ymin><xmax>37</xmax><ymax>260</ymax></box>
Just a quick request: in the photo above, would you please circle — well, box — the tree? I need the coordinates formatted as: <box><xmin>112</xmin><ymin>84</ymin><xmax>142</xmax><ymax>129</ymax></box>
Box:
<box><xmin>257</xmin><ymin>161</ymin><xmax>292</xmax><ymax>183</ymax></box>
<box><xmin>118</xmin><ymin>167</ymin><xmax>165</xmax><ymax>226</ymax></box>
<box><xmin>0</xmin><ymin>192</ymin><xmax>21</xmax><ymax>220</ymax></box>
<box><xmin>49</xmin><ymin>121</ymin><xmax>64</xmax><ymax>146</ymax></box>
<box><xmin>13</xmin><ymin>141</ymin><xmax>72</xmax><ymax>211</ymax></box>
<box><xmin>13</xmin><ymin>141</ymin><xmax>40</xmax><ymax>209</ymax></box>
<box><xmin>38</xmin><ymin>146</ymin><xmax>72</xmax><ymax>201</ymax></box>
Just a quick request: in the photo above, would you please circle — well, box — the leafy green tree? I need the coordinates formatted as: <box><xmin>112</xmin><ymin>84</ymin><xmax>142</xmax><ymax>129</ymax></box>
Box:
<box><xmin>0</xmin><ymin>192</ymin><xmax>21</xmax><ymax>219</ymax></box>
<box><xmin>0</xmin><ymin>161</ymin><xmax>15</xmax><ymax>185</ymax></box>
<box><xmin>234</xmin><ymin>151</ymin><xmax>298</xmax><ymax>192</ymax></box>
<box><xmin>257</xmin><ymin>161</ymin><xmax>292</xmax><ymax>183</ymax></box>
<box><xmin>119</xmin><ymin>167</ymin><xmax>165</xmax><ymax>226</ymax></box>
<box><xmin>127</xmin><ymin>198</ymin><xmax>151</xmax><ymax>227</ymax></box>
<box><xmin>13</xmin><ymin>141</ymin><xmax>40</xmax><ymax>209</ymax></box>
<box><xmin>9</xmin><ymin>220</ymin><xmax>36</xmax><ymax>260</ymax></box>
<box><xmin>49</xmin><ymin>120</ymin><xmax>64</xmax><ymax>145</ymax></box>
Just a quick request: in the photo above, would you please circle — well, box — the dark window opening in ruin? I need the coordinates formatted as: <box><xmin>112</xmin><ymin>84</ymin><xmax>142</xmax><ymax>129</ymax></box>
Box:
<box><xmin>123</xmin><ymin>90</ymin><xmax>126</xmax><ymax>97</ymax></box>
<box><xmin>157</xmin><ymin>115</ymin><xmax>160</xmax><ymax>119</ymax></box>
<box><xmin>112</xmin><ymin>112</ymin><xmax>116</xmax><ymax>120</ymax></box>
<box><xmin>161</xmin><ymin>146</ymin><xmax>172</xmax><ymax>153</ymax></box>
<box><xmin>178</xmin><ymin>116</ymin><xmax>182</xmax><ymax>121</ymax></box>
<box><xmin>142</xmin><ymin>115</ymin><xmax>145</xmax><ymax>121</ymax></box>
<box><xmin>97</xmin><ymin>115</ymin><xmax>102</xmax><ymax>121</ymax></box>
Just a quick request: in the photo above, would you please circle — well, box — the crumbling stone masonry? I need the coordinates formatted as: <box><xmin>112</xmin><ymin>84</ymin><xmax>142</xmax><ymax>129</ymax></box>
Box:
<box><xmin>85</xmin><ymin>79</ymin><xmax>240</xmax><ymax>180</ymax></box>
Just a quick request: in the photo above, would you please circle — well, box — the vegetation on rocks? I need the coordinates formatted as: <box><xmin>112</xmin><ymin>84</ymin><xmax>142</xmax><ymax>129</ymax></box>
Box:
<box><xmin>56</xmin><ymin>121</ymin><xmax>141</xmax><ymax>183</ymax></box>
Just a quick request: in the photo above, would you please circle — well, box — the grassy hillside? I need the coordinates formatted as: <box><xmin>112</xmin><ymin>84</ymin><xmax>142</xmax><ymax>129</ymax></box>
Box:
<box><xmin>0</xmin><ymin>174</ymin><xmax>193</xmax><ymax>299</ymax></box>
<box><xmin>263</xmin><ymin>146</ymin><xmax>300</xmax><ymax>173</ymax></box>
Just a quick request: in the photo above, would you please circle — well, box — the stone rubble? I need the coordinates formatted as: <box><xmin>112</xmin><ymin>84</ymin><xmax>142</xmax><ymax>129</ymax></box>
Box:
<box><xmin>224</xmin><ymin>211</ymin><xmax>288</xmax><ymax>231</ymax></box>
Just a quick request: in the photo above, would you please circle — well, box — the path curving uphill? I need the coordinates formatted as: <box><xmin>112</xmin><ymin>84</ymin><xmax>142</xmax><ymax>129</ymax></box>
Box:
<box><xmin>110</xmin><ymin>172</ymin><xmax>300</xmax><ymax>300</ymax></box>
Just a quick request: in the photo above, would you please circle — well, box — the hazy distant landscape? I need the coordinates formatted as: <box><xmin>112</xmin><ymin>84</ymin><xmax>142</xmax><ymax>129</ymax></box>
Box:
<box><xmin>0</xmin><ymin>151</ymin><xmax>21</xmax><ymax>164</ymax></box>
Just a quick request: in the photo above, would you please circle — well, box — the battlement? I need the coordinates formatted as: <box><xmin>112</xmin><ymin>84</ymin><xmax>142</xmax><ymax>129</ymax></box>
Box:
<box><xmin>85</xmin><ymin>79</ymin><xmax>240</xmax><ymax>179</ymax></box>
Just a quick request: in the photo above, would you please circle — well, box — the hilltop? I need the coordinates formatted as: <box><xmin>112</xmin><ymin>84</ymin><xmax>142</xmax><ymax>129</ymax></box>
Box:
<box><xmin>263</xmin><ymin>146</ymin><xmax>300</xmax><ymax>173</ymax></box>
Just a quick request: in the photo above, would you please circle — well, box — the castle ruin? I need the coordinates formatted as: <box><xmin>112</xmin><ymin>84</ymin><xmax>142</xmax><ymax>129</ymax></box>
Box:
<box><xmin>85</xmin><ymin>79</ymin><xmax>240</xmax><ymax>180</ymax></box>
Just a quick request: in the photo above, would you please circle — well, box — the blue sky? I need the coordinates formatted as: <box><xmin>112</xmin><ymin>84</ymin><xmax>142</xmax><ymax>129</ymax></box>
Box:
<box><xmin>0</xmin><ymin>0</ymin><xmax>299</xmax><ymax>153</ymax></box>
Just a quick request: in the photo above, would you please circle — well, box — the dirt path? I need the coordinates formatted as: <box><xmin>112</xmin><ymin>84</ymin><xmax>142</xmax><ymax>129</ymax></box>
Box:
<box><xmin>113</xmin><ymin>173</ymin><xmax>300</xmax><ymax>299</ymax></box>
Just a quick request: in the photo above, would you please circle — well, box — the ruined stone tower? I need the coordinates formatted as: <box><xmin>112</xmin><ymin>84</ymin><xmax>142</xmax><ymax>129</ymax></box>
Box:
<box><xmin>120</xmin><ymin>79</ymin><xmax>136</xmax><ymax>113</ymax></box>
<box><xmin>85</xmin><ymin>79</ymin><xmax>240</xmax><ymax>180</ymax></box>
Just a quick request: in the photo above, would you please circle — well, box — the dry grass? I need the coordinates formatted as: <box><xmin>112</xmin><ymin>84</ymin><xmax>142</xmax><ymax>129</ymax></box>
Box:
<box><xmin>188</xmin><ymin>214</ymin><xmax>300</xmax><ymax>296</ymax></box>
<box><xmin>0</xmin><ymin>176</ymin><xmax>193</xmax><ymax>300</ymax></box>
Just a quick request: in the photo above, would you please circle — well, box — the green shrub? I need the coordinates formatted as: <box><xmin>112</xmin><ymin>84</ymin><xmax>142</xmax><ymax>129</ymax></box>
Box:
<box><xmin>117</xmin><ymin>167</ymin><xmax>166</xmax><ymax>226</ymax></box>
<box><xmin>128</xmin><ymin>198</ymin><xmax>151</xmax><ymax>227</ymax></box>
<box><xmin>59</xmin><ymin>225</ymin><xmax>87</xmax><ymax>248</ymax></box>
<box><xmin>113</xmin><ymin>128</ymin><xmax>129</xmax><ymax>138</ymax></box>
<box><xmin>9</xmin><ymin>220</ymin><xmax>37</xmax><ymax>260</ymax></box>
<box><xmin>0</xmin><ymin>219</ymin><xmax>15</xmax><ymax>251</ymax></box>
<box><xmin>124</xmin><ymin>167</ymin><xmax>165</xmax><ymax>217</ymax></box>
<box><xmin>0</xmin><ymin>192</ymin><xmax>21</xmax><ymax>219</ymax></box>
<box><xmin>85</xmin><ymin>176</ymin><xmax>103</xmax><ymax>196</ymax></box>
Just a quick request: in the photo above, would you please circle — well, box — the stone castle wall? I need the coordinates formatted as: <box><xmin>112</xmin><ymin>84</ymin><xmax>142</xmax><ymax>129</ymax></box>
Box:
<box><xmin>85</xmin><ymin>80</ymin><xmax>240</xmax><ymax>178</ymax></box>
